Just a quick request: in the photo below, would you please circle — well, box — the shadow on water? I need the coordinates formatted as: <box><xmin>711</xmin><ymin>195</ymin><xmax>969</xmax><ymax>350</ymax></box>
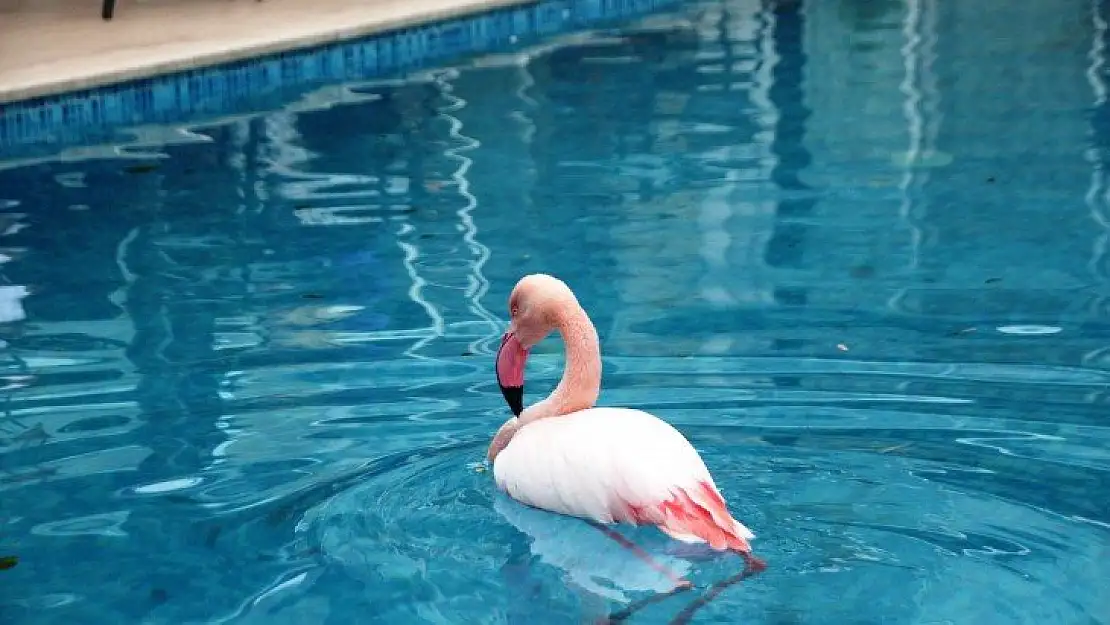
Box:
<box><xmin>2</xmin><ymin>0</ymin><xmax>1110</xmax><ymax>623</ymax></box>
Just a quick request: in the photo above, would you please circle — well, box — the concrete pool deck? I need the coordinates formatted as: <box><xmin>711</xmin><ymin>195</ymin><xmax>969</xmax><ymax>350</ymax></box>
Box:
<box><xmin>0</xmin><ymin>0</ymin><xmax>534</xmax><ymax>104</ymax></box>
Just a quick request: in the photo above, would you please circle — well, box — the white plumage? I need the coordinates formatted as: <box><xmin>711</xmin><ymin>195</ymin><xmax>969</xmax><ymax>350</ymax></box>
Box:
<box><xmin>493</xmin><ymin>407</ymin><xmax>755</xmax><ymax>548</ymax></box>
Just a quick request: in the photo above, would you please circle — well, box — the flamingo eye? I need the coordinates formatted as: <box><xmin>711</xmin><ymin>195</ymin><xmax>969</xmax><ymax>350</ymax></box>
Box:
<box><xmin>510</xmin><ymin>305</ymin><xmax>520</xmax><ymax>317</ymax></box>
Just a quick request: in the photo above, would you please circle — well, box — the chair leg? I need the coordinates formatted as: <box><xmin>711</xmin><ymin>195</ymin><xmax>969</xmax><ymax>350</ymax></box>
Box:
<box><xmin>102</xmin><ymin>0</ymin><xmax>117</xmax><ymax>20</ymax></box>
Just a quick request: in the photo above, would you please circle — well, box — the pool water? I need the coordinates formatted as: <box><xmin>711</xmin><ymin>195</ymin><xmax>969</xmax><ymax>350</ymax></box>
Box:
<box><xmin>3</xmin><ymin>0</ymin><xmax>1110</xmax><ymax>622</ymax></box>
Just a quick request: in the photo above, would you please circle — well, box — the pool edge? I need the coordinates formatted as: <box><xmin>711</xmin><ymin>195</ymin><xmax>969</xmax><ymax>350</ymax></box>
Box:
<box><xmin>0</xmin><ymin>0</ymin><xmax>537</xmax><ymax>106</ymax></box>
<box><xmin>0</xmin><ymin>0</ymin><xmax>681</xmax><ymax>152</ymax></box>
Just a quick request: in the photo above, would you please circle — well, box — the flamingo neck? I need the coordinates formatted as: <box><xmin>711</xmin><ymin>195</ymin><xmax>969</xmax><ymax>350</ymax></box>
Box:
<box><xmin>522</xmin><ymin>301</ymin><xmax>601</xmax><ymax>424</ymax></box>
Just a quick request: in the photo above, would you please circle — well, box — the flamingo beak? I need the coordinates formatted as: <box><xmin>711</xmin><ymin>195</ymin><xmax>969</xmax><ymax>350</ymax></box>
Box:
<box><xmin>496</xmin><ymin>332</ymin><xmax>529</xmax><ymax>416</ymax></box>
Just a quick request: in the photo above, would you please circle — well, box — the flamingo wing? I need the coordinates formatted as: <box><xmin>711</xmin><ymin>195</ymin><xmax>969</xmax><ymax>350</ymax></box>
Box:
<box><xmin>492</xmin><ymin>407</ymin><xmax>755</xmax><ymax>552</ymax></box>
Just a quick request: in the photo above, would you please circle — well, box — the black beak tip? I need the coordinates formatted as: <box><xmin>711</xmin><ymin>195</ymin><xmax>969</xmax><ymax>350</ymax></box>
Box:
<box><xmin>500</xmin><ymin>384</ymin><xmax>524</xmax><ymax>417</ymax></box>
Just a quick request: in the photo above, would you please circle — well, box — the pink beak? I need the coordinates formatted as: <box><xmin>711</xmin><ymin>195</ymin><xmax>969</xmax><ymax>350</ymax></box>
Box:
<box><xmin>496</xmin><ymin>332</ymin><xmax>529</xmax><ymax>416</ymax></box>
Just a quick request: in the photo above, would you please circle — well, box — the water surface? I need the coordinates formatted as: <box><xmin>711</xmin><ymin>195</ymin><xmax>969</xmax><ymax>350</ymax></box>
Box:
<box><xmin>2</xmin><ymin>0</ymin><xmax>1109</xmax><ymax>623</ymax></box>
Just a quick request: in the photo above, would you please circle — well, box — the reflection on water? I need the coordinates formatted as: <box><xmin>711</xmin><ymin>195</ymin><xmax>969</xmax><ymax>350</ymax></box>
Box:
<box><xmin>2</xmin><ymin>0</ymin><xmax>1110</xmax><ymax>623</ymax></box>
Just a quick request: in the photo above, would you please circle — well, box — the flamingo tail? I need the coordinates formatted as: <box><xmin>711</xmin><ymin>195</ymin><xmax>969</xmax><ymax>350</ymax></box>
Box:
<box><xmin>594</xmin><ymin>481</ymin><xmax>768</xmax><ymax>624</ymax></box>
<box><xmin>628</xmin><ymin>481</ymin><xmax>755</xmax><ymax>553</ymax></box>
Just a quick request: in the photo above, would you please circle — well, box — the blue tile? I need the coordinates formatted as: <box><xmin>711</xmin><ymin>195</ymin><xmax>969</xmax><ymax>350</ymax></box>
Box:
<box><xmin>0</xmin><ymin>0</ymin><xmax>678</xmax><ymax>152</ymax></box>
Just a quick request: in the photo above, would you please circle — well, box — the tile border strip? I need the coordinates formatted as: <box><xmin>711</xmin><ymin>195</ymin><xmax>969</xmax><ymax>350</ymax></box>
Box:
<box><xmin>0</xmin><ymin>0</ymin><xmax>678</xmax><ymax>152</ymax></box>
<box><xmin>0</xmin><ymin>0</ymin><xmax>536</xmax><ymax>106</ymax></box>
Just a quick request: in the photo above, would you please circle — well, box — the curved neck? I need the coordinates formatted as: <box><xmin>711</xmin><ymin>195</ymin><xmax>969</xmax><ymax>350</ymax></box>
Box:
<box><xmin>531</xmin><ymin>302</ymin><xmax>601</xmax><ymax>420</ymax></box>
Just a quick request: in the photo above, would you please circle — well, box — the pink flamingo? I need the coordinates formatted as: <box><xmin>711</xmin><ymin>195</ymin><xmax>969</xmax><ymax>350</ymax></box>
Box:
<box><xmin>487</xmin><ymin>274</ymin><xmax>766</xmax><ymax>590</ymax></box>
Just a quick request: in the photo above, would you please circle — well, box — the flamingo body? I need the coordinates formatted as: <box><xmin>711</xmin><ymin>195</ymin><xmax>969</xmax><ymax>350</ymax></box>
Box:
<box><xmin>493</xmin><ymin>406</ymin><xmax>755</xmax><ymax>552</ymax></box>
<box><xmin>488</xmin><ymin>274</ymin><xmax>760</xmax><ymax>569</ymax></box>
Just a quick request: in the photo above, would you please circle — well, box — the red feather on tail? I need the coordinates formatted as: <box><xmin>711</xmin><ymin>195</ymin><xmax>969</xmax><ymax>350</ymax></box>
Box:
<box><xmin>625</xmin><ymin>480</ymin><xmax>754</xmax><ymax>553</ymax></box>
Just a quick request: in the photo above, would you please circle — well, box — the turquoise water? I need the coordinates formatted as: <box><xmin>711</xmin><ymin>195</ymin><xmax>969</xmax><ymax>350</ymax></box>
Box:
<box><xmin>3</xmin><ymin>0</ymin><xmax>1110</xmax><ymax>623</ymax></box>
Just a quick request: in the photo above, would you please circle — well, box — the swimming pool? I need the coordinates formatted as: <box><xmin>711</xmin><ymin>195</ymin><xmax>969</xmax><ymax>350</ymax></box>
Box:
<box><xmin>2</xmin><ymin>0</ymin><xmax>1109</xmax><ymax>622</ymax></box>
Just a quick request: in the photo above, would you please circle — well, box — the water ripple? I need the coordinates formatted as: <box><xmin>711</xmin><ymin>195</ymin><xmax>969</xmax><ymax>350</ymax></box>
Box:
<box><xmin>1</xmin><ymin>0</ymin><xmax>1109</xmax><ymax>623</ymax></box>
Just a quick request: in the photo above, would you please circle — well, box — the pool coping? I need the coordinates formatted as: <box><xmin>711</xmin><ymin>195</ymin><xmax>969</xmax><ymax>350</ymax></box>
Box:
<box><xmin>0</xmin><ymin>0</ymin><xmax>534</xmax><ymax>106</ymax></box>
<box><xmin>0</xmin><ymin>0</ymin><xmax>679</xmax><ymax>153</ymax></box>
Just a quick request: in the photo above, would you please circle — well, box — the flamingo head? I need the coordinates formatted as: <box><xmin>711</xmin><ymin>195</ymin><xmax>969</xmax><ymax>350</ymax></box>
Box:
<box><xmin>495</xmin><ymin>274</ymin><xmax>575</xmax><ymax>416</ymax></box>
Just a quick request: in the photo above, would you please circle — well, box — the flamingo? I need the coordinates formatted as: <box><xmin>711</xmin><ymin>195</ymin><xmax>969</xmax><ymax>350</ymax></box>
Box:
<box><xmin>486</xmin><ymin>273</ymin><xmax>766</xmax><ymax>589</ymax></box>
